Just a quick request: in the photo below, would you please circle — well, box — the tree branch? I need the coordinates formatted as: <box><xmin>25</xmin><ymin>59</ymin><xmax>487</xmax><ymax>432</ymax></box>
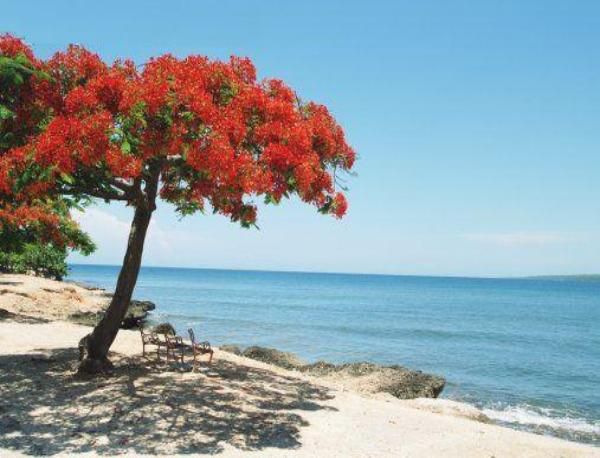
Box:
<box><xmin>62</xmin><ymin>187</ymin><xmax>131</xmax><ymax>202</ymax></box>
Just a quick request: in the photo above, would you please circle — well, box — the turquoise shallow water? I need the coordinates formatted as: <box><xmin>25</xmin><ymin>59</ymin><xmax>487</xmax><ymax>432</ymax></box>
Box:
<box><xmin>67</xmin><ymin>264</ymin><xmax>600</xmax><ymax>445</ymax></box>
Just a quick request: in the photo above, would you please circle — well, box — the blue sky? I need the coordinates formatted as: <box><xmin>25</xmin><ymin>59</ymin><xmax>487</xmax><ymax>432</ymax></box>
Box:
<box><xmin>3</xmin><ymin>1</ymin><xmax>599</xmax><ymax>276</ymax></box>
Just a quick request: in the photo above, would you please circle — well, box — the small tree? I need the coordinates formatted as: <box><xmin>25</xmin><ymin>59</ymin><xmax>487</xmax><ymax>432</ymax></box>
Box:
<box><xmin>0</xmin><ymin>36</ymin><xmax>356</xmax><ymax>373</ymax></box>
<box><xmin>0</xmin><ymin>199</ymin><xmax>95</xmax><ymax>280</ymax></box>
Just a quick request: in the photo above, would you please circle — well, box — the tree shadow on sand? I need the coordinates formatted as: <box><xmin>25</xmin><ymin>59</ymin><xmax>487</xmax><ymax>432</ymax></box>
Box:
<box><xmin>0</xmin><ymin>347</ymin><xmax>336</xmax><ymax>455</ymax></box>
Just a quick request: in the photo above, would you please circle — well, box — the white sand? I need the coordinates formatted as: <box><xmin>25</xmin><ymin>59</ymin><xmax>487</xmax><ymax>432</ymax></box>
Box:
<box><xmin>0</xmin><ymin>275</ymin><xmax>598</xmax><ymax>457</ymax></box>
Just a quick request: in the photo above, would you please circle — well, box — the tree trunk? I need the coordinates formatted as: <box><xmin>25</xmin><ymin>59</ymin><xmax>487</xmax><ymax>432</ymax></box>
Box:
<box><xmin>79</xmin><ymin>168</ymin><xmax>160</xmax><ymax>374</ymax></box>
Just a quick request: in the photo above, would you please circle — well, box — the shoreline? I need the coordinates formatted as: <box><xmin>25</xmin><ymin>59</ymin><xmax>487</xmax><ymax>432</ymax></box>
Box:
<box><xmin>1</xmin><ymin>273</ymin><xmax>598</xmax><ymax>456</ymax></box>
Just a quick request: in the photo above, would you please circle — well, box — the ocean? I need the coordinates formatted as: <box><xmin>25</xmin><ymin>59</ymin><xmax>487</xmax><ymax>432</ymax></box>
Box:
<box><xmin>67</xmin><ymin>264</ymin><xmax>600</xmax><ymax>445</ymax></box>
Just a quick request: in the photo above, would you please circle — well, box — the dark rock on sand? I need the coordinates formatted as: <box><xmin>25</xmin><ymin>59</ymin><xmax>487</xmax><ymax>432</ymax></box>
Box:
<box><xmin>122</xmin><ymin>300</ymin><xmax>156</xmax><ymax>329</ymax></box>
<box><xmin>242</xmin><ymin>346</ymin><xmax>307</xmax><ymax>370</ymax></box>
<box><xmin>68</xmin><ymin>299</ymin><xmax>156</xmax><ymax>329</ymax></box>
<box><xmin>303</xmin><ymin>361</ymin><xmax>445</xmax><ymax>399</ymax></box>
<box><xmin>234</xmin><ymin>345</ymin><xmax>446</xmax><ymax>399</ymax></box>
<box><xmin>152</xmin><ymin>322</ymin><xmax>176</xmax><ymax>335</ymax></box>
<box><xmin>69</xmin><ymin>310</ymin><xmax>104</xmax><ymax>327</ymax></box>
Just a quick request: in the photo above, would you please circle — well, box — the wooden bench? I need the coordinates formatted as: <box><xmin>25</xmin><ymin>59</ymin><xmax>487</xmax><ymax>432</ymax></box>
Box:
<box><xmin>165</xmin><ymin>334</ymin><xmax>185</xmax><ymax>363</ymax></box>
<box><xmin>140</xmin><ymin>327</ymin><xmax>164</xmax><ymax>359</ymax></box>
<box><xmin>188</xmin><ymin>328</ymin><xmax>214</xmax><ymax>367</ymax></box>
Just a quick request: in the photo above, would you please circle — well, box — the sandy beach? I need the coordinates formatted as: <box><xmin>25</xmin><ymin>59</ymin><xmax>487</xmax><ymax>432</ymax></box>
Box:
<box><xmin>0</xmin><ymin>274</ymin><xmax>598</xmax><ymax>457</ymax></box>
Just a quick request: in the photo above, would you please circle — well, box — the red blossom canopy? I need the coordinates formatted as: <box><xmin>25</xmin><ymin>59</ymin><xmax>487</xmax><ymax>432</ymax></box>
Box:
<box><xmin>0</xmin><ymin>35</ymin><xmax>355</xmax><ymax>230</ymax></box>
<box><xmin>1</xmin><ymin>34</ymin><xmax>356</xmax><ymax>368</ymax></box>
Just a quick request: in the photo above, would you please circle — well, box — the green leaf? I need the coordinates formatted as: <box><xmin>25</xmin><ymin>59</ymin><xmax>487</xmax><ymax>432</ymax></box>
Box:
<box><xmin>0</xmin><ymin>105</ymin><xmax>15</xmax><ymax>120</ymax></box>
<box><xmin>60</xmin><ymin>173</ymin><xmax>74</xmax><ymax>185</ymax></box>
<box><xmin>264</xmin><ymin>194</ymin><xmax>280</xmax><ymax>205</ymax></box>
<box><xmin>121</xmin><ymin>140</ymin><xmax>131</xmax><ymax>154</ymax></box>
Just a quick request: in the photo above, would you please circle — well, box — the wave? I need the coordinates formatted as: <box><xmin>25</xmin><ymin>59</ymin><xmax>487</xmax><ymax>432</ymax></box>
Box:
<box><xmin>481</xmin><ymin>404</ymin><xmax>599</xmax><ymax>439</ymax></box>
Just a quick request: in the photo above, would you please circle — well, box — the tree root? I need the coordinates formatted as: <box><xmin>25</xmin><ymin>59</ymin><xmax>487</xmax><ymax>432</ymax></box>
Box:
<box><xmin>77</xmin><ymin>357</ymin><xmax>115</xmax><ymax>375</ymax></box>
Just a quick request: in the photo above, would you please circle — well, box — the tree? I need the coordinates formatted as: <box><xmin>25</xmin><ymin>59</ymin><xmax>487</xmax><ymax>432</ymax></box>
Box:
<box><xmin>0</xmin><ymin>35</ymin><xmax>356</xmax><ymax>373</ymax></box>
<box><xmin>0</xmin><ymin>199</ymin><xmax>95</xmax><ymax>280</ymax></box>
<box><xmin>0</xmin><ymin>35</ymin><xmax>95</xmax><ymax>279</ymax></box>
<box><xmin>0</xmin><ymin>242</ymin><xmax>77</xmax><ymax>280</ymax></box>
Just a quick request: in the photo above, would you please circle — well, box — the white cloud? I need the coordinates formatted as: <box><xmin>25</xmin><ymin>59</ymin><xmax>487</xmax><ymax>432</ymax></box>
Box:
<box><xmin>73</xmin><ymin>207</ymin><xmax>129</xmax><ymax>247</ymax></box>
<box><xmin>69</xmin><ymin>206</ymin><xmax>600</xmax><ymax>276</ymax></box>
<box><xmin>71</xmin><ymin>207</ymin><xmax>206</xmax><ymax>265</ymax></box>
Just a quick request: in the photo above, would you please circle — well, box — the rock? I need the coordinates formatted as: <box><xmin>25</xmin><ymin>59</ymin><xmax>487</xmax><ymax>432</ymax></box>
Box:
<box><xmin>68</xmin><ymin>310</ymin><xmax>104</xmax><ymax>327</ymax></box>
<box><xmin>122</xmin><ymin>300</ymin><xmax>156</xmax><ymax>329</ymax></box>
<box><xmin>371</xmin><ymin>366</ymin><xmax>445</xmax><ymax>399</ymax></box>
<box><xmin>0</xmin><ymin>308</ymin><xmax>15</xmax><ymax>320</ymax></box>
<box><xmin>301</xmin><ymin>360</ymin><xmax>338</xmax><ymax>374</ymax></box>
<box><xmin>129</xmin><ymin>299</ymin><xmax>156</xmax><ymax>312</ymax></box>
<box><xmin>302</xmin><ymin>361</ymin><xmax>444</xmax><ymax>398</ymax></box>
<box><xmin>238</xmin><ymin>346</ymin><xmax>445</xmax><ymax>399</ymax></box>
<box><xmin>242</xmin><ymin>346</ymin><xmax>307</xmax><ymax>370</ymax></box>
<box><xmin>219</xmin><ymin>344</ymin><xmax>243</xmax><ymax>355</ymax></box>
<box><xmin>152</xmin><ymin>322</ymin><xmax>176</xmax><ymax>335</ymax></box>
<box><xmin>68</xmin><ymin>299</ymin><xmax>156</xmax><ymax>329</ymax></box>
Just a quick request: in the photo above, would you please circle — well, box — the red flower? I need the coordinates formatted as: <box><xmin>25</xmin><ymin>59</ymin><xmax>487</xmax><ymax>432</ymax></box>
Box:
<box><xmin>333</xmin><ymin>193</ymin><xmax>348</xmax><ymax>218</ymax></box>
<box><xmin>2</xmin><ymin>38</ymin><xmax>356</xmax><ymax>230</ymax></box>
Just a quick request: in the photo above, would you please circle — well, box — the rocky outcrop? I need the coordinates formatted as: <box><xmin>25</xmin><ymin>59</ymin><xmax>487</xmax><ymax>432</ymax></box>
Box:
<box><xmin>306</xmin><ymin>362</ymin><xmax>445</xmax><ymax>399</ymax></box>
<box><xmin>151</xmin><ymin>322</ymin><xmax>176</xmax><ymax>335</ymax></box>
<box><xmin>220</xmin><ymin>345</ymin><xmax>446</xmax><ymax>399</ymax></box>
<box><xmin>122</xmin><ymin>300</ymin><xmax>156</xmax><ymax>329</ymax></box>
<box><xmin>242</xmin><ymin>346</ymin><xmax>307</xmax><ymax>370</ymax></box>
<box><xmin>68</xmin><ymin>310</ymin><xmax>103</xmax><ymax>327</ymax></box>
<box><xmin>68</xmin><ymin>299</ymin><xmax>156</xmax><ymax>329</ymax></box>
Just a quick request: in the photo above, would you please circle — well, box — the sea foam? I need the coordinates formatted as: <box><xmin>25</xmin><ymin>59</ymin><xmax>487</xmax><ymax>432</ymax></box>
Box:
<box><xmin>482</xmin><ymin>404</ymin><xmax>600</xmax><ymax>436</ymax></box>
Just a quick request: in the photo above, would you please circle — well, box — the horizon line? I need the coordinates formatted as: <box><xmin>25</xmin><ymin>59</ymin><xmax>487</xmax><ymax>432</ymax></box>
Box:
<box><xmin>67</xmin><ymin>262</ymin><xmax>600</xmax><ymax>281</ymax></box>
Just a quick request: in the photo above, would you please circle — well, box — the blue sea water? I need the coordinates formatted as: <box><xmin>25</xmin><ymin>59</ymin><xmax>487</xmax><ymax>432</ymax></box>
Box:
<box><xmin>67</xmin><ymin>264</ymin><xmax>600</xmax><ymax>445</ymax></box>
